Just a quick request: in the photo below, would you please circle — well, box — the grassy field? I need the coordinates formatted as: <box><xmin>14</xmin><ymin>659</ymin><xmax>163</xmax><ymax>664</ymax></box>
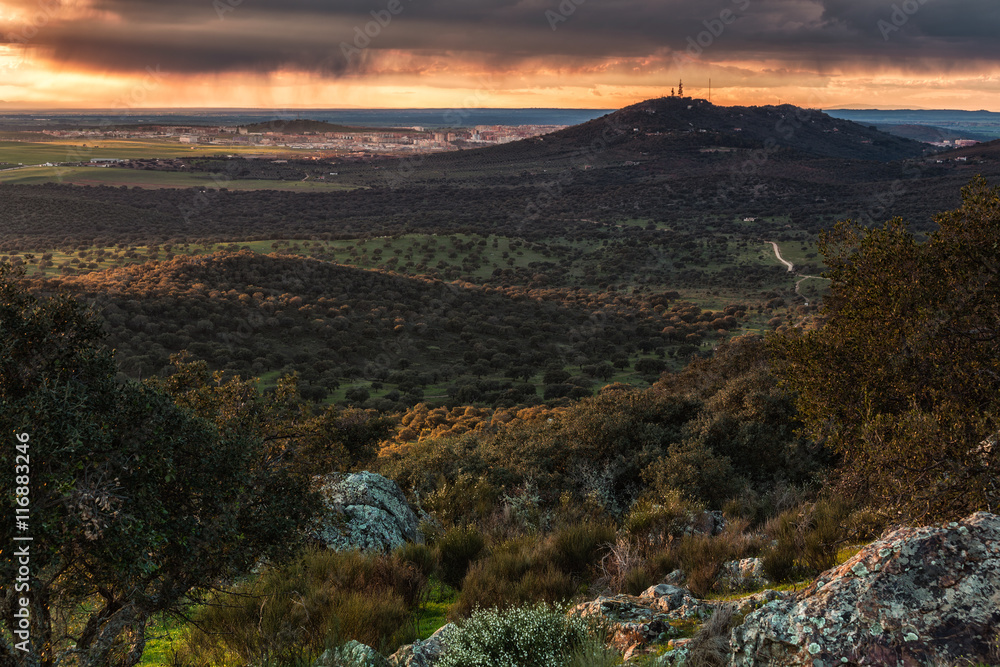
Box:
<box><xmin>0</xmin><ymin>165</ymin><xmax>361</xmax><ymax>190</ymax></box>
<box><xmin>139</xmin><ymin>613</ymin><xmax>189</xmax><ymax>666</ymax></box>
<box><xmin>0</xmin><ymin>139</ymin><xmax>328</xmax><ymax>165</ymax></box>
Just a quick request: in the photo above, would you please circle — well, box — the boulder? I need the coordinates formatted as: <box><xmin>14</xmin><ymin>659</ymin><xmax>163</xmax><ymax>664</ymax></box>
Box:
<box><xmin>315</xmin><ymin>640</ymin><xmax>389</xmax><ymax>667</ymax></box>
<box><xmin>717</xmin><ymin>557</ymin><xmax>771</xmax><ymax>592</ymax></box>
<box><xmin>388</xmin><ymin>623</ymin><xmax>453</xmax><ymax>667</ymax></box>
<box><xmin>312</xmin><ymin>471</ymin><xmax>422</xmax><ymax>551</ymax></box>
<box><xmin>730</xmin><ymin>512</ymin><xmax>1000</xmax><ymax>666</ymax></box>
<box><xmin>569</xmin><ymin>584</ymin><xmax>713</xmax><ymax>656</ymax></box>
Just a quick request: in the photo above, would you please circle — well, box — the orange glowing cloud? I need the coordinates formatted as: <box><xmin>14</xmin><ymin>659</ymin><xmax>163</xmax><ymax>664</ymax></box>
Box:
<box><xmin>2</xmin><ymin>0</ymin><xmax>999</xmax><ymax>110</ymax></box>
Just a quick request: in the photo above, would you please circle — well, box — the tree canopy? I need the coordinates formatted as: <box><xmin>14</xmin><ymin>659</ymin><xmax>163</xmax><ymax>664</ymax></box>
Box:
<box><xmin>0</xmin><ymin>263</ymin><xmax>316</xmax><ymax>667</ymax></box>
<box><xmin>772</xmin><ymin>176</ymin><xmax>1000</xmax><ymax>521</ymax></box>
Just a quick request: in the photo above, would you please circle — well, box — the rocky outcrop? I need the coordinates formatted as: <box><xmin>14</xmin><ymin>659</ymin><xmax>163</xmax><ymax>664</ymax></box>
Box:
<box><xmin>730</xmin><ymin>512</ymin><xmax>1000</xmax><ymax>666</ymax></box>
<box><xmin>717</xmin><ymin>557</ymin><xmax>771</xmax><ymax>592</ymax></box>
<box><xmin>315</xmin><ymin>640</ymin><xmax>389</xmax><ymax>667</ymax></box>
<box><xmin>312</xmin><ymin>471</ymin><xmax>422</xmax><ymax>551</ymax></box>
<box><xmin>388</xmin><ymin>623</ymin><xmax>453</xmax><ymax>667</ymax></box>
<box><xmin>570</xmin><ymin>584</ymin><xmax>715</xmax><ymax>657</ymax></box>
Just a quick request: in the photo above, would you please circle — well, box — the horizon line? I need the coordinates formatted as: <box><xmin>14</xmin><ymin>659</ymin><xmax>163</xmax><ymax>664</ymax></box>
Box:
<box><xmin>1</xmin><ymin>103</ymin><xmax>998</xmax><ymax>113</ymax></box>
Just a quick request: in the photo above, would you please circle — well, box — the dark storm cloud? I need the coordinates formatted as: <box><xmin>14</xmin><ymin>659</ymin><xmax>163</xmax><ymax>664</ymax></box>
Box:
<box><xmin>3</xmin><ymin>0</ymin><xmax>999</xmax><ymax>75</ymax></box>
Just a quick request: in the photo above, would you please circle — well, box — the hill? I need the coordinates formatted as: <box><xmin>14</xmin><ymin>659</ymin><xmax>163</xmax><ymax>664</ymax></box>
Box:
<box><xmin>43</xmin><ymin>250</ymin><xmax>738</xmax><ymax>407</ymax></box>
<box><xmin>871</xmin><ymin>123</ymin><xmax>996</xmax><ymax>144</ymax></box>
<box><xmin>386</xmin><ymin>97</ymin><xmax>928</xmax><ymax>175</ymax></box>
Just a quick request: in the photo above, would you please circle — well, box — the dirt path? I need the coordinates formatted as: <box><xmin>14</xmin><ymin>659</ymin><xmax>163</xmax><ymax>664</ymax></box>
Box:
<box><xmin>768</xmin><ymin>241</ymin><xmax>825</xmax><ymax>301</ymax></box>
<box><xmin>769</xmin><ymin>241</ymin><xmax>794</xmax><ymax>272</ymax></box>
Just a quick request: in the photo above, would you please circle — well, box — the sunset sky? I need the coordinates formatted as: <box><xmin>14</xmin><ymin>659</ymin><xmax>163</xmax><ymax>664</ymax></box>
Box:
<box><xmin>2</xmin><ymin>0</ymin><xmax>999</xmax><ymax>110</ymax></box>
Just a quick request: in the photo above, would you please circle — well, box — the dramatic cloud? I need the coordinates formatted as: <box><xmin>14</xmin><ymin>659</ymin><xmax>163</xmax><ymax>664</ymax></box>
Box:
<box><xmin>1</xmin><ymin>0</ymin><xmax>998</xmax><ymax>108</ymax></box>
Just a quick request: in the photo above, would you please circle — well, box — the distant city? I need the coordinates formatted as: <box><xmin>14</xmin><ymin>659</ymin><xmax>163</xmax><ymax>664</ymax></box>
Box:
<box><xmin>39</xmin><ymin>123</ymin><xmax>569</xmax><ymax>156</ymax></box>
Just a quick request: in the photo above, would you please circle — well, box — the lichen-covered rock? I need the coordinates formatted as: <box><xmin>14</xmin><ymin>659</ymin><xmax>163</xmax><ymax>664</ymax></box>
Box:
<box><xmin>730</xmin><ymin>512</ymin><xmax>1000</xmax><ymax>666</ymax></box>
<box><xmin>570</xmin><ymin>584</ymin><xmax>713</xmax><ymax>654</ymax></box>
<box><xmin>717</xmin><ymin>557</ymin><xmax>771</xmax><ymax>592</ymax></box>
<box><xmin>729</xmin><ymin>589</ymin><xmax>787</xmax><ymax>617</ymax></box>
<box><xmin>388</xmin><ymin>623</ymin><xmax>452</xmax><ymax>667</ymax></box>
<box><xmin>312</xmin><ymin>471</ymin><xmax>422</xmax><ymax>551</ymax></box>
<box><xmin>639</xmin><ymin>583</ymin><xmax>690</xmax><ymax>609</ymax></box>
<box><xmin>315</xmin><ymin>640</ymin><xmax>389</xmax><ymax>667</ymax></box>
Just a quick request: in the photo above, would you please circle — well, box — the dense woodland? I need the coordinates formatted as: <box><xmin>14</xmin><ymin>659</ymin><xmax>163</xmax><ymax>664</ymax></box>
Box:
<box><xmin>35</xmin><ymin>251</ymin><xmax>758</xmax><ymax>408</ymax></box>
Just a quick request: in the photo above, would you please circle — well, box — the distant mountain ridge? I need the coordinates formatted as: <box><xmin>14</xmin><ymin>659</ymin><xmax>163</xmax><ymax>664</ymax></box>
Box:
<box><xmin>871</xmin><ymin>123</ymin><xmax>996</xmax><ymax>144</ymax></box>
<box><xmin>826</xmin><ymin>108</ymin><xmax>1000</xmax><ymax>141</ymax></box>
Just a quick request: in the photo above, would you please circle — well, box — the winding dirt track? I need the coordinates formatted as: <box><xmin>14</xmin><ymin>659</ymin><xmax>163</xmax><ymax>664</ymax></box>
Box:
<box><xmin>769</xmin><ymin>241</ymin><xmax>794</xmax><ymax>272</ymax></box>
<box><xmin>768</xmin><ymin>241</ymin><xmax>825</xmax><ymax>299</ymax></box>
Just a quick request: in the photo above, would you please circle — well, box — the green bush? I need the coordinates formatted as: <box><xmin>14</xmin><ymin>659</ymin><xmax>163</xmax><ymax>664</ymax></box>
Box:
<box><xmin>177</xmin><ymin>548</ymin><xmax>425</xmax><ymax>665</ymax></box>
<box><xmin>437</xmin><ymin>525</ymin><xmax>486</xmax><ymax>588</ymax></box>
<box><xmin>564</xmin><ymin>636</ymin><xmax>622</xmax><ymax>667</ymax></box>
<box><xmin>548</xmin><ymin>521</ymin><xmax>616</xmax><ymax>576</ymax></box>
<box><xmin>622</xmin><ymin>567</ymin><xmax>655</xmax><ymax>596</ymax></box>
<box><xmin>770</xmin><ymin>179</ymin><xmax>1000</xmax><ymax>521</ymax></box>
<box><xmin>722</xmin><ymin>483</ymin><xmax>810</xmax><ymax>529</ymax></box>
<box><xmin>451</xmin><ymin>541</ymin><xmax>577</xmax><ymax>619</ymax></box>
<box><xmin>395</xmin><ymin>541</ymin><xmax>437</xmax><ymax>579</ymax></box>
<box><xmin>673</xmin><ymin>535</ymin><xmax>734</xmax><ymax>598</ymax></box>
<box><xmin>425</xmin><ymin>473</ymin><xmax>503</xmax><ymax>527</ymax></box>
<box><xmin>639</xmin><ymin>524</ymin><xmax>764</xmax><ymax>598</ymax></box>
<box><xmin>437</xmin><ymin>603</ymin><xmax>591</xmax><ymax>667</ymax></box>
<box><xmin>762</xmin><ymin>498</ymin><xmax>851</xmax><ymax>583</ymax></box>
<box><xmin>623</xmin><ymin>492</ymin><xmax>702</xmax><ymax>546</ymax></box>
<box><xmin>761</xmin><ymin>534</ymin><xmax>798</xmax><ymax>585</ymax></box>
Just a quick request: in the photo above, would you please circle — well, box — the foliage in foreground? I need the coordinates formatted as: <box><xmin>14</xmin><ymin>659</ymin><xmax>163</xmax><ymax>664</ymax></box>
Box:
<box><xmin>177</xmin><ymin>548</ymin><xmax>426</xmax><ymax>666</ymax></box>
<box><xmin>436</xmin><ymin>603</ymin><xmax>606</xmax><ymax>667</ymax></box>
<box><xmin>772</xmin><ymin>176</ymin><xmax>1000</xmax><ymax>521</ymax></box>
<box><xmin>0</xmin><ymin>263</ymin><xmax>317</xmax><ymax>667</ymax></box>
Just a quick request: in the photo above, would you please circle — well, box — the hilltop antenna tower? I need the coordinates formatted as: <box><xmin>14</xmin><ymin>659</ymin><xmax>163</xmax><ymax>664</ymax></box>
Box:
<box><xmin>709</xmin><ymin>78</ymin><xmax>711</xmax><ymax>103</ymax></box>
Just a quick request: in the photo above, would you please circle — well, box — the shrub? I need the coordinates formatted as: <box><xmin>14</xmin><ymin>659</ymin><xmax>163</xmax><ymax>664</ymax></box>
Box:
<box><xmin>673</xmin><ymin>534</ymin><xmax>734</xmax><ymax>598</ymax></box>
<box><xmin>564</xmin><ymin>635</ymin><xmax>621</xmax><ymax>667</ymax></box>
<box><xmin>178</xmin><ymin>548</ymin><xmax>424</xmax><ymax>665</ymax></box>
<box><xmin>684</xmin><ymin>604</ymin><xmax>736</xmax><ymax>667</ymax></box>
<box><xmin>761</xmin><ymin>534</ymin><xmax>797</xmax><ymax>585</ymax></box>
<box><xmin>395</xmin><ymin>541</ymin><xmax>437</xmax><ymax>579</ymax></box>
<box><xmin>623</xmin><ymin>492</ymin><xmax>702</xmax><ymax>547</ymax></box>
<box><xmin>548</xmin><ymin>521</ymin><xmax>616</xmax><ymax>576</ymax></box>
<box><xmin>596</xmin><ymin>537</ymin><xmax>645</xmax><ymax>594</ymax></box>
<box><xmin>761</xmin><ymin>498</ymin><xmax>851</xmax><ymax>583</ymax></box>
<box><xmin>451</xmin><ymin>542</ymin><xmax>576</xmax><ymax>619</ymax></box>
<box><xmin>636</xmin><ymin>524</ymin><xmax>766</xmax><ymax>598</ymax></box>
<box><xmin>770</xmin><ymin>179</ymin><xmax>1000</xmax><ymax>521</ymax></box>
<box><xmin>437</xmin><ymin>603</ymin><xmax>591</xmax><ymax>667</ymax></box>
<box><xmin>622</xmin><ymin>567</ymin><xmax>655</xmax><ymax>596</ymax></box>
<box><xmin>437</xmin><ymin>525</ymin><xmax>486</xmax><ymax>588</ymax></box>
<box><xmin>425</xmin><ymin>473</ymin><xmax>502</xmax><ymax>527</ymax></box>
<box><xmin>722</xmin><ymin>483</ymin><xmax>810</xmax><ymax>529</ymax></box>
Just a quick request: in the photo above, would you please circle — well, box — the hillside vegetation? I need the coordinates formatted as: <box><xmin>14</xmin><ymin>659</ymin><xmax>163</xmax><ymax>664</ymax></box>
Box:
<box><xmin>1</xmin><ymin>98</ymin><xmax>999</xmax><ymax>666</ymax></box>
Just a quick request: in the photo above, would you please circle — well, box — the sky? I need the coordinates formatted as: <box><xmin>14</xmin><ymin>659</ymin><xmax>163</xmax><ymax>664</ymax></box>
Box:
<box><xmin>1</xmin><ymin>0</ymin><xmax>999</xmax><ymax>110</ymax></box>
